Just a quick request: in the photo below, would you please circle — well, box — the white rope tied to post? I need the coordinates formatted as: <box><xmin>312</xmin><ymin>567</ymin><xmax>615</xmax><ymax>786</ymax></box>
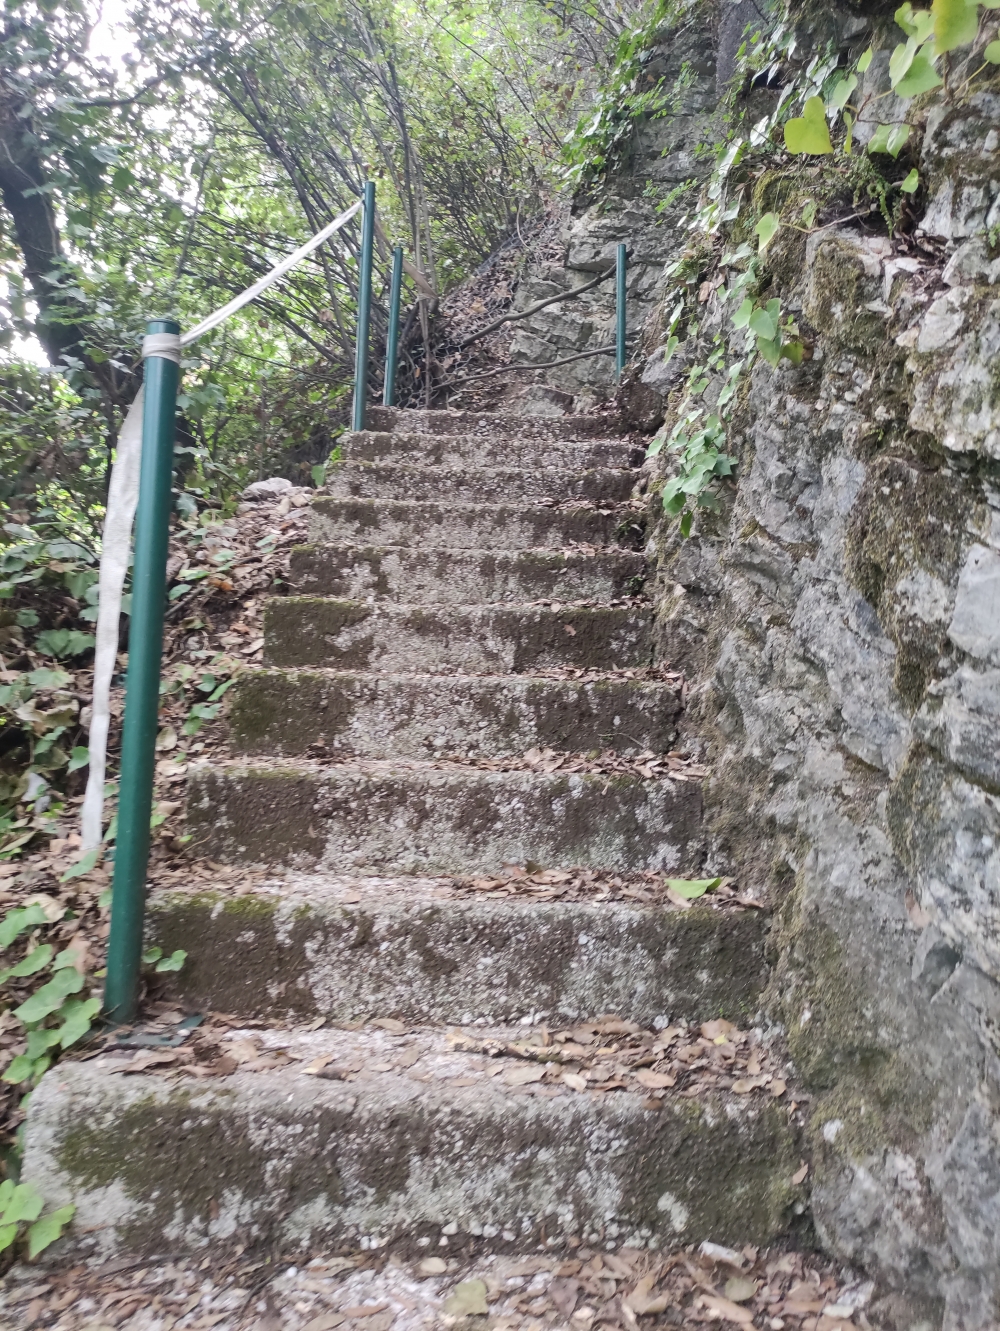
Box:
<box><xmin>80</xmin><ymin>198</ymin><xmax>363</xmax><ymax>851</ymax></box>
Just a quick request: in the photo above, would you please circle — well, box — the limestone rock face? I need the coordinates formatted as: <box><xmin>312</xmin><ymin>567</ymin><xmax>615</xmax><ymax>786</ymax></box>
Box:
<box><xmin>576</xmin><ymin>23</ymin><xmax>1000</xmax><ymax>1329</ymax></box>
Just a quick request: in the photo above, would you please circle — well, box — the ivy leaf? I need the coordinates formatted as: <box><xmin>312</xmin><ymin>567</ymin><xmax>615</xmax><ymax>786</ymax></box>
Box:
<box><xmin>25</xmin><ymin>667</ymin><xmax>71</xmax><ymax>690</ymax></box>
<box><xmin>894</xmin><ymin>44</ymin><xmax>943</xmax><ymax>97</ymax></box>
<box><xmin>26</xmin><ymin>1204</ymin><xmax>75</xmax><ymax>1259</ymax></box>
<box><xmin>900</xmin><ymin>168</ymin><xmax>920</xmax><ymax>192</ymax></box>
<box><xmin>749</xmin><ymin>305</ymin><xmax>778</xmax><ymax>341</ymax></box>
<box><xmin>756</xmin><ymin>336</ymin><xmax>784</xmax><ymax>367</ymax></box>
<box><xmin>857</xmin><ymin>47</ymin><xmax>874</xmax><ymax>72</ymax></box>
<box><xmin>931</xmin><ymin>0</ymin><xmax>978</xmax><ymax>53</ymax></box>
<box><xmin>895</xmin><ymin>3</ymin><xmax>935</xmax><ymax>40</ymax></box>
<box><xmin>0</xmin><ymin>1182</ymin><xmax>44</xmax><ymax>1225</ymax></box>
<box><xmin>2</xmin><ymin>1054</ymin><xmax>41</xmax><ymax>1084</ymax></box>
<box><xmin>868</xmin><ymin>123</ymin><xmax>911</xmax><ymax>157</ymax></box>
<box><xmin>56</xmin><ymin>996</ymin><xmax>101</xmax><ymax>1049</ymax></box>
<box><xmin>666</xmin><ymin>877</ymin><xmax>722</xmax><ymax>899</ymax></box>
<box><xmin>0</xmin><ymin>904</ymin><xmax>48</xmax><ymax>949</ymax></box>
<box><xmin>0</xmin><ymin>943</ymin><xmax>54</xmax><ymax>983</ymax></box>
<box><xmin>828</xmin><ymin>73</ymin><xmax>857</xmax><ymax>110</ymax></box>
<box><xmin>784</xmin><ymin>96</ymin><xmax>833</xmax><ymax>155</ymax></box>
<box><xmin>60</xmin><ymin>847</ymin><xmax>101</xmax><ymax>882</ymax></box>
<box><xmin>731</xmin><ymin>297</ymin><xmax>753</xmax><ymax>329</ymax></box>
<box><xmin>0</xmin><ymin>1223</ymin><xmax>17</xmax><ymax>1253</ymax></box>
<box><xmin>155</xmin><ymin>949</ymin><xmax>187</xmax><ymax>973</ymax></box>
<box><xmin>14</xmin><ymin>967</ymin><xmax>84</xmax><ymax>1023</ymax></box>
<box><xmin>985</xmin><ymin>39</ymin><xmax>1000</xmax><ymax>61</ymax></box>
<box><xmin>755</xmin><ymin>212</ymin><xmax>780</xmax><ymax>253</ymax></box>
<box><xmin>801</xmin><ymin>199</ymin><xmax>818</xmax><ymax>227</ymax></box>
<box><xmin>67</xmin><ymin>746</ymin><xmax>90</xmax><ymax>774</ymax></box>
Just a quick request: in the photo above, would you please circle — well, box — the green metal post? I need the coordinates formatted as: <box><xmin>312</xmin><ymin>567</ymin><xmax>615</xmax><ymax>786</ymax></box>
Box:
<box><xmin>103</xmin><ymin>319</ymin><xmax>179</xmax><ymax>1024</ymax></box>
<box><xmin>352</xmin><ymin>181</ymin><xmax>376</xmax><ymax>431</ymax></box>
<box><xmin>382</xmin><ymin>245</ymin><xmax>404</xmax><ymax>407</ymax></box>
<box><xmin>615</xmin><ymin>242</ymin><xmax>627</xmax><ymax>382</ymax></box>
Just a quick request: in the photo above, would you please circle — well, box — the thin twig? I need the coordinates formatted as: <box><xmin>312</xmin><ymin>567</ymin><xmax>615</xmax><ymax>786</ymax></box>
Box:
<box><xmin>444</xmin><ymin>342</ymin><xmax>633</xmax><ymax>391</ymax></box>
<box><xmin>457</xmin><ymin>267</ymin><xmax>616</xmax><ymax>349</ymax></box>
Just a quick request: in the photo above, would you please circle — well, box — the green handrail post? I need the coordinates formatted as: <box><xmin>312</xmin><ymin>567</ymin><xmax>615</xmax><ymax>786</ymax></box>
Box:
<box><xmin>615</xmin><ymin>242</ymin><xmax>627</xmax><ymax>382</ymax></box>
<box><xmin>103</xmin><ymin>319</ymin><xmax>180</xmax><ymax>1025</ymax></box>
<box><xmin>352</xmin><ymin>181</ymin><xmax>376</xmax><ymax>431</ymax></box>
<box><xmin>382</xmin><ymin>244</ymin><xmax>404</xmax><ymax>407</ymax></box>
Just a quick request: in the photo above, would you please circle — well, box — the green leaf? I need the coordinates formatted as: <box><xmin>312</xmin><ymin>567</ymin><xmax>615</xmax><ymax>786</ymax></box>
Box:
<box><xmin>26</xmin><ymin>1028</ymin><xmax>61</xmax><ymax>1059</ymax></box>
<box><xmin>666</xmin><ymin>877</ymin><xmax>722</xmax><ymax>899</ymax></box>
<box><xmin>894</xmin><ymin>44</ymin><xmax>943</xmax><ymax>97</ymax></box>
<box><xmin>60</xmin><ymin>847</ymin><xmax>101</xmax><ymax>882</ymax></box>
<box><xmin>26</xmin><ymin>1204</ymin><xmax>75</xmax><ymax>1259</ymax></box>
<box><xmin>900</xmin><ymin>168</ymin><xmax>920</xmax><ymax>192</ymax></box>
<box><xmin>34</xmin><ymin>629</ymin><xmax>94</xmax><ymax>659</ymax></box>
<box><xmin>800</xmin><ymin>200</ymin><xmax>818</xmax><ymax>228</ymax></box>
<box><xmin>679</xmin><ymin>510</ymin><xmax>694</xmax><ymax>538</ymax></box>
<box><xmin>0</xmin><ymin>904</ymin><xmax>48</xmax><ymax>950</ymax></box>
<box><xmin>0</xmin><ymin>1223</ymin><xmax>17</xmax><ymax>1253</ymax></box>
<box><xmin>985</xmin><ymin>39</ymin><xmax>1000</xmax><ymax>61</ymax></box>
<box><xmin>14</xmin><ymin>968</ymin><xmax>84</xmax><ymax>1023</ymax></box>
<box><xmin>857</xmin><ymin>47</ymin><xmax>874</xmax><ymax>72</ymax></box>
<box><xmin>889</xmin><ymin>39</ymin><xmax>917</xmax><ymax>86</ymax></box>
<box><xmin>869</xmin><ymin>123</ymin><xmax>911</xmax><ymax>157</ymax></box>
<box><xmin>444</xmin><ymin>1280</ymin><xmax>489</xmax><ymax>1317</ymax></box>
<box><xmin>784</xmin><ymin>96</ymin><xmax>833</xmax><ymax>155</ymax></box>
<box><xmin>311</xmin><ymin>463</ymin><xmax>327</xmax><ymax>488</ymax></box>
<box><xmin>155</xmin><ymin>949</ymin><xmax>187</xmax><ymax>973</ymax></box>
<box><xmin>67</xmin><ymin>747</ymin><xmax>90</xmax><ymax>774</ymax></box>
<box><xmin>25</xmin><ymin>668</ymin><xmax>71</xmax><ymax>690</ymax></box>
<box><xmin>56</xmin><ymin>996</ymin><xmax>101</xmax><ymax>1049</ymax></box>
<box><xmin>828</xmin><ymin>73</ymin><xmax>857</xmax><ymax>110</ymax></box>
<box><xmin>931</xmin><ymin>0</ymin><xmax>978</xmax><ymax>53</ymax></box>
<box><xmin>731</xmin><ymin>297</ymin><xmax>753</xmax><ymax>329</ymax></box>
<box><xmin>749</xmin><ymin>306</ymin><xmax>778</xmax><ymax>341</ymax></box>
<box><xmin>756</xmin><ymin>336</ymin><xmax>784</xmax><ymax>367</ymax></box>
<box><xmin>782</xmin><ymin>341</ymin><xmax>806</xmax><ymax>366</ymax></box>
<box><xmin>895</xmin><ymin>3</ymin><xmax>935</xmax><ymax>39</ymax></box>
<box><xmin>0</xmin><ymin>944</ymin><xmax>53</xmax><ymax>982</ymax></box>
<box><xmin>0</xmin><ymin>1182</ymin><xmax>44</xmax><ymax>1225</ymax></box>
<box><xmin>2</xmin><ymin>1054</ymin><xmax>40</xmax><ymax>1085</ymax></box>
<box><xmin>142</xmin><ymin>947</ymin><xmax>163</xmax><ymax>964</ymax></box>
<box><xmin>755</xmin><ymin>212</ymin><xmax>780</xmax><ymax>253</ymax></box>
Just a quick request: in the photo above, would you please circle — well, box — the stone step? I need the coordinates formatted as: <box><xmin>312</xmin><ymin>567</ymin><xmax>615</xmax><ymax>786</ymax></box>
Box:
<box><xmin>227</xmin><ymin>670</ymin><xmax>680</xmax><ymax>759</ymax></box>
<box><xmin>25</xmin><ymin>1024</ymin><xmax>797</xmax><ymax>1258</ymax></box>
<box><xmin>186</xmin><ymin>760</ymin><xmax>702</xmax><ymax>875</ymax></box>
<box><xmin>367</xmin><ymin>404</ymin><xmax>618</xmax><ymax>440</ymax></box>
<box><xmin>263</xmin><ymin>599</ymin><xmax>653</xmax><ymax>673</ymax></box>
<box><xmin>342</xmin><ymin>429</ymin><xmax>642</xmax><ymax>470</ymax></box>
<box><xmin>148</xmin><ymin>874</ymin><xmax>768</xmax><ymax>1025</ymax></box>
<box><xmin>288</xmin><ymin>544</ymin><xmax>648</xmax><ymax>604</ymax></box>
<box><xmin>309</xmin><ymin>498</ymin><xmax>643</xmax><ymax>552</ymax></box>
<box><xmin>325</xmin><ymin>462</ymin><xmax>636</xmax><ymax>505</ymax></box>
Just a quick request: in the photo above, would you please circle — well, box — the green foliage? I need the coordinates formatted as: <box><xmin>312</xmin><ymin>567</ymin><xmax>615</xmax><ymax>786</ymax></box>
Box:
<box><xmin>0</xmin><ymin>1180</ymin><xmax>74</xmax><ymax>1260</ymax></box>
<box><xmin>666</xmin><ymin>877</ymin><xmax>722</xmax><ymax>899</ymax></box>
<box><xmin>141</xmin><ymin>946</ymin><xmax>188</xmax><ymax>973</ymax></box>
<box><xmin>559</xmin><ymin>0</ymin><xmax>683</xmax><ymax>188</ymax></box>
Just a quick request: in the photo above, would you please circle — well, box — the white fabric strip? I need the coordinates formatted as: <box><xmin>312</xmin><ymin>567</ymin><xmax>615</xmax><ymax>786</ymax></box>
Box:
<box><xmin>81</xmin><ymin>196</ymin><xmax>365</xmax><ymax>850</ymax></box>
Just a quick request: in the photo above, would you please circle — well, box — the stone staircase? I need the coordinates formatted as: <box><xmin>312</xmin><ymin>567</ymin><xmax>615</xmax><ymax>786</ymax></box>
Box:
<box><xmin>23</xmin><ymin>407</ymin><xmax>799</xmax><ymax>1259</ymax></box>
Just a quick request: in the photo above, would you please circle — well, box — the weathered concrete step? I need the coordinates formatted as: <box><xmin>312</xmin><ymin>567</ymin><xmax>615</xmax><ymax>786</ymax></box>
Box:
<box><xmin>263</xmin><ymin>599</ymin><xmax>652</xmax><ymax>673</ymax></box>
<box><xmin>289</xmin><ymin>544</ymin><xmax>647</xmax><ymax>603</ymax></box>
<box><xmin>25</xmin><ymin>1025</ymin><xmax>797</xmax><ymax>1258</ymax></box>
<box><xmin>342</xmin><ymin>429</ymin><xmax>642</xmax><ymax>470</ymax></box>
<box><xmin>186</xmin><ymin>760</ymin><xmax>701</xmax><ymax>875</ymax></box>
<box><xmin>326</xmin><ymin>462</ymin><xmax>635</xmax><ymax>505</ymax></box>
<box><xmin>309</xmin><ymin>498</ymin><xmax>644</xmax><ymax>551</ymax></box>
<box><xmin>228</xmin><ymin>670</ymin><xmax>679</xmax><ymax>759</ymax></box>
<box><xmin>367</xmin><ymin>404</ymin><xmax>618</xmax><ymax>441</ymax></box>
<box><xmin>148</xmin><ymin>874</ymin><xmax>768</xmax><ymax>1025</ymax></box>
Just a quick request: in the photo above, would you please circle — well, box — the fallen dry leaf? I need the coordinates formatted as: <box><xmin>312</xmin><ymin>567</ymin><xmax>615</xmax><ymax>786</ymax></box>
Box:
<box><xmin>696</xmin><ymin>1293</ymin><xmax>755</xmax><ymax>1324</ymax></box>
<box><xmin>504</xmin><ymin>1063</ymin><xmax>546</xmax><ymax>1086</ymax></box>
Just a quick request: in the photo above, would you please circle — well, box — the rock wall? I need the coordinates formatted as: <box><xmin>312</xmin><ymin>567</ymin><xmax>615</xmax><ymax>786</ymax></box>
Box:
<box><xmin>518</xmin><ymin>7</ymin><xmax>1000</xmax><ymax>1328</ymax></box>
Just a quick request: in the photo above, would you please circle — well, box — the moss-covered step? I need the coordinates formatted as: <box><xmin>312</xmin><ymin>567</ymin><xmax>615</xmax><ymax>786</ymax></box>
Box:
<box><xmin>365</xmin><ymin>404</ymin><xmax>616</xmax><ymax>440</ymax></box>
<box><xmin>227</xmin><ymin>670</ymin><xmax>679</xmax><ymax>759</ymax></box>
<box><xmin>262</xmin><ymin>600</ymin><xmax>653</xmax><ymax>673</ymax></box>
<box><xmin>287</xmin><ymin>545</ymin><xmax>647</xmax><ymax>604</ymax></box>
<box><xmin>323</xmin><ymin>462</ymin><xmax>635</xmax><ymax>505</ymax></box>
<box><xmin>341</xmin><ymin>429</ymin><xmax>642</xmax><ymax>470</ymax></box>
<box><xmin>309</xmin><ymin>498</ymin><xmax>643</xmax><ymax>551</ymax></box>
<box><xmin>147</xmin><ymin>876</ymin><xmax>769</xmax><ymax>1025</ymax></box>
<box><xmin>185</xmin><ymin>760</ymin><xmax>702</xmax><ymax>875</ymax></box>
<box><xmin>24</xmin><ymin>1024</ymin><xmax>799</xmax><ymax>1259</ymax></box>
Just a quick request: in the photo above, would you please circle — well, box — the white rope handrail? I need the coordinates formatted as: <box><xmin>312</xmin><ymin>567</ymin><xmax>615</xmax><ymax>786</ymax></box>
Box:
<box><xmin>80</xmin><ymin>197</ymin><xmax>364</xmax><ymax>851</ymax></box>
